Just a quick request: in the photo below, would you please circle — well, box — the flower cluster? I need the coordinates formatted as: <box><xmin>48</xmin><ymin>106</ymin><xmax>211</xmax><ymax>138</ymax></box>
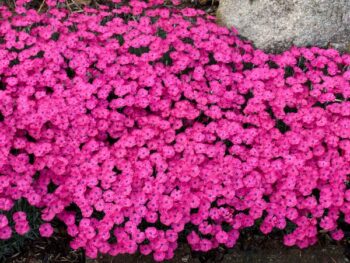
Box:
<box><xmin>0</xmin><ymin>0</ymin><xmax>350</xmax><ymax>261</ymax></box>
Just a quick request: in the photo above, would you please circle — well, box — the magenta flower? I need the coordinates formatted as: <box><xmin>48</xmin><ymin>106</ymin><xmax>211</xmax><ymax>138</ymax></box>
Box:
<box><xmin>0</xmin><ymin>0</ymin><xmax>350</xmax><ymax>260</ymax></box>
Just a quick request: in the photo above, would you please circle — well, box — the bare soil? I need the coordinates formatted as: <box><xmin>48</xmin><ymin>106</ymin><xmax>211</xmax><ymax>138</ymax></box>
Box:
<box><xmin>7</xmin><ymin>232</ymin><xmax>350</xmax><ymax>263</ymax></box>
<box><xmin>87</xmin><ymin>239</ymin><xmax>350</xmax><ymax>263</ymax></box>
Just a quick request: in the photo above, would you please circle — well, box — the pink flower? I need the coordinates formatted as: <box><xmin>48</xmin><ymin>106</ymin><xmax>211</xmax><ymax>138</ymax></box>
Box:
<box><xmin>39</xmin><ymin>223</ymin><xmax>54</xmax><ymax>238</ymax></box>
<box><xmin>215</xmin><ymin>230</ymin><xmax>228</xmax><ymax>244</ymax></box>
<box><xmin>13</xmin><ymin>211</ymin><xmax>27</xmax><ymax>222</ymax></box>
<box><xmin>0</xmin><ymin>226</ymin><xmax>12</xmax><ymax>240</ymax></box>
<box><xmin>283</xmin><ymin>234</ymin><xmax>296</xmax><ymax>247</ymax></box>
<box><xmin>0</xmin><ymin>215</ymin><xmax>9</xmax><ymax>228</ymax></box>
<box><xmin>330</xmin><ymin>229</ymin><xmax>344</xmax><ymax>241</ymax></box>
<box><xmin>15</xmin><ymin>222</ymin><xmax>30</xmax><ymax>235</ymax></box>
<box><xmin>0</xmin><ymin>1</ymin><xmax>350</xmax><ymax>260</ymax></box>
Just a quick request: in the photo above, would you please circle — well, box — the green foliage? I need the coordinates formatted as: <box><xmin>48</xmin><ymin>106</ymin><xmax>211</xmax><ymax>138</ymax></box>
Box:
<box><xmin>159</xmin><ymin>49</ymin><xmax>173</xmax><ymax>66</ymax></box>
<box><xmin>128</xmin><ymin>46</ymin><xmax>150</xmax><ymax>57</ymax></box>
<box><xmin>156</xmin><ymin>27</ymin><xmax>167</xmax><ymax>39</ymax></box>
<box><xmin>0</xmin><ymin>198</ymin><xmax>42</xmax><ymax>262</ymax></box>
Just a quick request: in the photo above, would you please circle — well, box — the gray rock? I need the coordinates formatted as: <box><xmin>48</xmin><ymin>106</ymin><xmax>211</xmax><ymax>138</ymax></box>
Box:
<box><xmin>217</xmin><ymin>0</ymin><xmax>350</xmax><ymax>53</ymax></box>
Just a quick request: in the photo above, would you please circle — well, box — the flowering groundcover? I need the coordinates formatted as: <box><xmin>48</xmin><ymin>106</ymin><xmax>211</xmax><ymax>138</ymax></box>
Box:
<box><xmin>1</xmin><ymin>0</ymin><xmax>350</xmax><ymax>261</ymax></box>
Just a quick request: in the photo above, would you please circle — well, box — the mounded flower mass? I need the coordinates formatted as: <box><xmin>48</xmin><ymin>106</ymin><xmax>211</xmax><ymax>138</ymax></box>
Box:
<box><xmin>1</xmin><ymin>0</ymin><xmax>350</xmax><ymax>261</ymax></box>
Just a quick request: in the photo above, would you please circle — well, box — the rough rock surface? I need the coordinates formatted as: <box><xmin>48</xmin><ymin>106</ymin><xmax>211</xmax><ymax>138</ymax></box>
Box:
<box><xmin>217</xmin><ymin>0</ymin><xmax>350</xmax><ymax>53</ymax></box>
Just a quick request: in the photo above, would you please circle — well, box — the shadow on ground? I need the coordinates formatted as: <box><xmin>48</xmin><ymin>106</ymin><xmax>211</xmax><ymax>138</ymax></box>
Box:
<box><xmin>87</xmin><ymin>239</ymin><xmax>350</xmax><ymax>263</ymax></box>
<box><xmin>5</xmin><ymin>229</ymin><xmax>350</xmax><ymax>263</ymax></box>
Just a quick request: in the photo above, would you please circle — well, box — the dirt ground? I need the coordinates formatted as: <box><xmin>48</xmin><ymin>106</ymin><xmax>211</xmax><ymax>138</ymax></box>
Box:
<box><xmin>5</xmin><ymin>232</ymin><xmax>350</xmax><ymax>263</ymax></box>
<box><xmin>85</xmin><ymin>240</ymin><xmax>350</xmax><ymax>263</ymax></box>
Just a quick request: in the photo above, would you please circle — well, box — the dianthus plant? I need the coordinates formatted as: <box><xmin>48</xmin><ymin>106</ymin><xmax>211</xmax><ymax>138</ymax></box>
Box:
<box><xmin>0</xmin><ymin>0</ymin><xmax>350</xmax><ymax>261</ymax></box>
